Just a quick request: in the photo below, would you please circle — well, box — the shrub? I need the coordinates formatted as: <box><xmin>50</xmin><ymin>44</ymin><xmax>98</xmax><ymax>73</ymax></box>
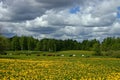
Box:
<box><xmin>111</xmin><ymin>51</ymin><xmax>120</xmax><ymax>58</ymax></box>
<box><xmin>103</xmin><ymin>50</ymin><xmax>120</xmax><ymax>58</ymax></box>
<box><xmin>93</xmin><ymin>43</ymin><xmax>102</xmax><ymax>56</ymax></box>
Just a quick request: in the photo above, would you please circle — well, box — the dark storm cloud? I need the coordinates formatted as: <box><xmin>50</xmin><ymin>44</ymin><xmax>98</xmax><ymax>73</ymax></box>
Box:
<box><xmin>35</xmin><ymin>0</ymin><xmax>79</xmax><ymax>8</ymax></box>
<box><xmin>28</xmin><ymin>27</ymin><xmax>57</xmax><ymax>34</ymax></box>
<box><xmin>1</xmin><ymin>0</ymin><xmax>82</xmax><ymax>22</ymax></box>
<box><xmin>3</xmin><ymin>0</ymin><xmax>45</xmax><ymax>21</ymax></box>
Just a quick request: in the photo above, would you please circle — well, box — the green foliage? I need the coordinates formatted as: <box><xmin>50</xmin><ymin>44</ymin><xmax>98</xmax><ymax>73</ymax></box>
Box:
<box><xmin>102</xmin><ymin>37</ymin><xmax>120</xmax><ymax>51</ymax></box>
<box><xmin>103</xmin><ymin>50</ymin><xmax>120</xmax><ymax>58</ymax></box>
<box><xmin>81</xmin><ymin>39</ymin><xmax>99</xmax><ymax>50</ymax></box>
<box><xmin>19</xmin><ymin>36</ymin><xmax>28</xmax><ymax>50</ymax></box>
<box><xmin>1</xmin><ymin>35</ymin><xmax>120</xmax><ymax>58</ymax></box>
<box><xmin>93</xmin><ymin>43</ymin><xmax>102</xmax><ymax>56</ymax></box>
<box><xmin>111</xmin><ymin>52</ymin><xmax>120</xmax><ymax>58</ymax></box>
<box><xmin>35</xmin><ymin>38</ymin><xmax>82</xmax><ymax>52</ymax></box>
<box><xmin>27</xmin><ymin>36</ymin><xmax>36</xmax><ymax>50</ymax></box>
<box><xmin>11</xmin><ymin>36</ymin><xmax>20</xmax><ymax>51</ymax></box>
<box><xmin>0</xmin><ymin>36</ymin><xmax>9</xmax><ymax>54</ymax></box>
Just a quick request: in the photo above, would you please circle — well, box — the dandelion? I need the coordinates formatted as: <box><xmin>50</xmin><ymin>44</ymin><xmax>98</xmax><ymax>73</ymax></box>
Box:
<box><xmin>0</xmin><ymin>58</ymin><xmax>119</xmax><ymax>80</ymax></box>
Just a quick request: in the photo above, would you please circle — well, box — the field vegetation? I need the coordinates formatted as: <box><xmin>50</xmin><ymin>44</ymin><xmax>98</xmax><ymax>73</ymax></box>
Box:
<box><xmin>0</xmin><ymin>57</ymin><xmax>119</xmax><ymax>80</ymax></box>
<box><xmin>0</xmin><ymin>35</ymin><xmax>120</xmax><ymax>79</ymax></box>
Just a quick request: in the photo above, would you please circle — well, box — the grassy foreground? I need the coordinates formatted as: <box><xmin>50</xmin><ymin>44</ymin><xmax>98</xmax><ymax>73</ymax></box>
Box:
<box><xmin>0</xmin><ymin>50</ymin><xmax>120</xmax><ymax>80</ymax></box>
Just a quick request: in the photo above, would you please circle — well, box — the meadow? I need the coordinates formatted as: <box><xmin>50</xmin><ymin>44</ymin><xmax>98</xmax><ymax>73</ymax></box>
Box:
<box><xmin>0</xmin><ymin>50</ymin><xmax>120</xmax><ymax>80</ymax></box>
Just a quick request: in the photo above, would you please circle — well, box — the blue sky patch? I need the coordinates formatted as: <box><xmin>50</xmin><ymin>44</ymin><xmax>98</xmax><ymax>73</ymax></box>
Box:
<box><xmin>117</xmin><ymin>13</ymin><xmax>120</xmax><ymax>18</ymax></box>
<box><xmin>69</xmin><ymin>6</ymin><xmax>80</xmax><ymax>14</ymax></box>
<box><xmin>118</xmin><ymin>6</ymin><xmax>120</xmax><ymax>10</ymax></box>
<box><xmin>117</xmin><ymin>7</ymin><xmax>120</xmax><ymax>18</ymax></box>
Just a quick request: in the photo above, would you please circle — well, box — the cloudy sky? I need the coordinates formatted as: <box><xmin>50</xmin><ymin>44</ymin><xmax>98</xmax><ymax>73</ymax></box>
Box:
<box><xmin>0</xmin><ymin>0</ymin><xmax>120</xmax><ymax>41</ymax></box>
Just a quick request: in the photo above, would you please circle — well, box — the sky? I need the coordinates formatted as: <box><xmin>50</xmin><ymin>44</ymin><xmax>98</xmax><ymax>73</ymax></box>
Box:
<box><xmin>0</xmin><ymin>0</ymin><xmax>120</xmax><ymax>41</ymax></box>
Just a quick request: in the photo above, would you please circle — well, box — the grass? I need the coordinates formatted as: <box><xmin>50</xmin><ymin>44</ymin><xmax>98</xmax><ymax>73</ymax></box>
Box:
<box><xmin>0</xmin><ymin>50</ymin><xmax>120</xmax><ymax>79</ymax></box>
<box><xmin>0</xmin><ymin>50</ymin><xmax>113</xmax><ymax>60</ymax></box>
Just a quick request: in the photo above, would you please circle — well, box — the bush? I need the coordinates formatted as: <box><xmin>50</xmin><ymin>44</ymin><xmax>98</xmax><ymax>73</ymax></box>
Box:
<box><xmin>103</xmin><ymin>50</ymin><xmax>120</xmax><ymax>58</ymax></box>
<box><xmin>93</xmin><ymin>43</ymin><xmax>102</xmax><ymax>56</ymax></box>
<box><xmin>111</xmin><ymin>51</ymin><xmax>120</xmax><ymax>58</ymax></box>
<box><xmin>103</xmin><ymin>50</ymin><xmax>113</xmax><ymax>56</ymax></box>
<box><xmin>0</xmin><ymin>51</ymin><xmax>7</xmax><ymax>55</ymax></box>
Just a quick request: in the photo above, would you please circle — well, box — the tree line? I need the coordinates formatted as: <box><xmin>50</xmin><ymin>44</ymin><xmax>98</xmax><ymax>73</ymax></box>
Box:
<box><xmin>0</xmin><ymin>35</ymin><xmax>120</xmax><ymax>55</ymax></box>
<box><xmin>0</xmin><ymin>35</ymin><xmax>98</xmax><ymax>51</ymax></box>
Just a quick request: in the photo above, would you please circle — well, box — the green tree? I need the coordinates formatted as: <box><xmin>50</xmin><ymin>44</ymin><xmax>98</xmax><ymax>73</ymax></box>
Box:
<box><xmin>0</xmin><ymin>36</ymin><xmax>9</xmax><ymax>54</ymax></box>
<box><xmin>81</xmin><ymin>40</ymin><xmax>90</xmax><ymax>50</ymax></box>
<box><xmin>40</xmin><ymin>38</ymin><xmax>48</xmax><ymax>51</ymax></box>
<box><xmin>27</xmin><ymin>36</ymin><xmax>35</xmax><ymax>50</ymax></box>
<box><xmin>11</xmin><ymin>36</ymin><xmax>20</xmax><ymax>51</ymax></box>
<box><xmin>20</xmin><ymin>36</ymin><xmax>28</xmax><ymax>50</ymax></box>
<box><xmin>0</xmin><ymin>36</ymin><xmax>5</xmax><ymax>54</ymax></box>
<box><xmin>35</xmin><ymin>41</ymin><xmax>42</xmax><ymax>51</ymax></box>
<box><xmin>101</xmin><ymin>37</ymin><xmax>113</xmax><ymax>51</ymax></box>
<box><xmin>93</xmin><ymin>43</ymin><xmax>102</xmax><ymax>56</ymax></box>
<box><xmin>47</xmin><ymin>39</ymin><xmax>57</xmax><ymax>52</ymax></box>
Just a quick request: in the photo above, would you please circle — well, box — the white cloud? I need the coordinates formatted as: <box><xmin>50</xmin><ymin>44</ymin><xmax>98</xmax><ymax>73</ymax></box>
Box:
<box><xmin>93</xmin><ymin>0</ymin><xmax>120</xmax><ymax>17</ymax></box>
<box><xmin>26</xmin><ymin>17</ymin><xmax>48</xmax><ymax>28</ymax></box>
<box><xmin>110</xmin><ymin>21</ymin><xmax>120</xmax><ymax>35</ymax></box>
<box><xmin>1</xmin><ymin>0</ymin><xmax>120</xmax><ymax>41</ymax></box>
<box><xmin>0</xmin><ymin>2</ymin><xmax>12</xmax><ymax>21</ymax></box>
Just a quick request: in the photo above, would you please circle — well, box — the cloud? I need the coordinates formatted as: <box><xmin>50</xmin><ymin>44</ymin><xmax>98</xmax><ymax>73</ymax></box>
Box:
<box><xmin>1</xmin><ymin>0</ymin><xmax>81</xmax><ymax>21</ymax></box>
<box><xmin>93</xmin><ymin>0</ymin><xmax>120</xmax><ymax>16</ymax></box>
<box><xmin>0</xmin><ymin>2</ymin><xmax>12</xmax><ymax>21</ymax></box>
<box><xmin>36</xmin><ymin>0</ymin><xmax>76</xmax><ymax>8</ymax></box>
<box><xmin>110</xmin><ymin>21</ymin><xmax>120</xmax><ymax>35</ymax></box>
<box><xmin>1</xmin><ymin>0</ymin><xmax>120</xmax><ymax>41</ymax></box>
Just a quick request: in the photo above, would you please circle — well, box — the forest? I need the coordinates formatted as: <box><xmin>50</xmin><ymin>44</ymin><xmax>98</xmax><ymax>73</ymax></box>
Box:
<box><xmin>0</xmin><ymin>35</ymin><xmax>120</xmax><ymax>57</ymax></box>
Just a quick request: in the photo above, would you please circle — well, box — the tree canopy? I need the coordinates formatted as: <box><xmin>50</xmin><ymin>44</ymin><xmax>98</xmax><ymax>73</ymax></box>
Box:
<box><xmin>0</xmin><ymin>35</ymin><xmax>120</xmax><ymax>57</ymax></box>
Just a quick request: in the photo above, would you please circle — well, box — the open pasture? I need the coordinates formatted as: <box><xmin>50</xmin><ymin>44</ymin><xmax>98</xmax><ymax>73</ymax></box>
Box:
<box><xmin>0</xmin><ymin>50</ymin><xmax>95</xmax><ymax>59</ymax></box>
<box><xmin>0</xmin><ymin>57</ymin><xmax>120</xmax><ymax>80</ymax></box>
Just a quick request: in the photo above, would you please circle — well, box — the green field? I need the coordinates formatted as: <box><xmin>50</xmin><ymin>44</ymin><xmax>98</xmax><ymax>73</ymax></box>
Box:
<box><xmin>0</xmin><ymin>50</ymin><xmax>104</xmax><ymax>59</ymax></box>
<box><xmin>0</xmin><ymin>50</ymin><xmax>120</xmax><ymax>80</ymax></box>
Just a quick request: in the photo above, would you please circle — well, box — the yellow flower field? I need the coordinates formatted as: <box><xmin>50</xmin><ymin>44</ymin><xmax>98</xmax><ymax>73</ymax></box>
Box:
<box><xmin>0</xmin><ymin>58</ymin><xmax>120</xmax><ymax>80</ymax></box>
